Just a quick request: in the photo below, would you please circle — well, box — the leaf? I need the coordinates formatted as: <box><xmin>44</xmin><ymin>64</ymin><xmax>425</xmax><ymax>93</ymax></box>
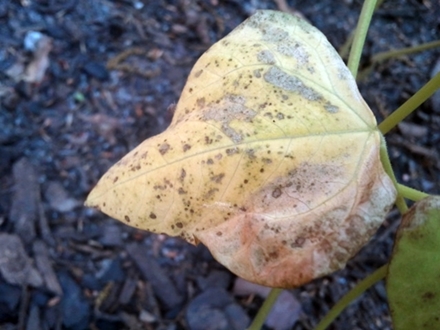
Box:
<box><xmin>86</xmin><ymin>10</ymin><xmax>396</xmax><ymax>288</ymax></box>
<box><xmin>386</xmin><ymin>196</ymin><xmax>440</xmax><ymax>329</ymax></box>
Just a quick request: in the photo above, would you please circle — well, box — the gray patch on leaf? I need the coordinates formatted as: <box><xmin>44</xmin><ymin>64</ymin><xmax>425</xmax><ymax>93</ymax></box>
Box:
<box><xmin>202</xmin><ymin>94</ymin><xmax>257</xmax><ymax>143</ymax></box>
<box><xmin>264</xmin><ymin>67</ymin><xmax>322</xmax><ymax>101</ymax></box>
<box><xmin>277</xmin><ymin>42</ymin><xmax>309</xmax><ymax>66</ymax></box>
<box><xmin>257</xmin><ymin>50</ymin><xmax>276</xmax><ymax>65</ymax></box>
<box><xmin>261</xmin><ymin>27</ymin><xmax>289</xmax><ymax>42</ymax></box>
<box><xmin>324</xmin><ymin>104</ymin><xmax>339</xmax><ymax>113</ymax></box>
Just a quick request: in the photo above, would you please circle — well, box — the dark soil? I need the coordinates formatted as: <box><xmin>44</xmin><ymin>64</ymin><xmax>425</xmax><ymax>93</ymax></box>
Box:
<box><xmin>1</xmin><ymin>0</ymin><xmax>439</xmax><ymax>329</ymax></box>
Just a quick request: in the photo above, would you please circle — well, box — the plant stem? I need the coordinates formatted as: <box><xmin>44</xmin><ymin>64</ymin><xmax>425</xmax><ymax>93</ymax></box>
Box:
<box><xmin>347</xmin><ymin>0</ymin><xmax>377</xmax><ymax>77</ymax></box>
<box><xmin>314</xmin><ymin>265</ymin><xmax>388</xmax><ymax>330</ymax></box>
<box><xmin>378</xmin><ymin>72</ymin><xmax>440</xmax><ymax>134</ymax></box>
<box><xmin>372</xmin><ymin>40</ymin><xmax>440</xmax><ymax>63</ymax></box>
<box><xmin>339</xmin><ymin>0</ymin><xmax>384</xmax><ymax>59</ymax></box>
<box><xmin>397</xmin><ymin>184</ymin><xmax>429</xmax><ymax>202</ymax></box>
<box><xmin>379</xmin><ymin>134</ymin><xmax>408</xmax><ymax>214</ymax></box>
<box><xmin>247</xmin><ymin>288</ymin><xmax>282</xmax><ymax>330</ymax></box>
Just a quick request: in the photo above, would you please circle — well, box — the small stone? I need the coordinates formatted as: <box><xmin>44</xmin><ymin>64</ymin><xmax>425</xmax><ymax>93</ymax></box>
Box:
<box><xmin>139</xmin><ymin>309</ymin><xmax>156</xmax><ymax>323</ymax></box>
<box><xmin>265</xmin><ymin>291</ymin><xmax>301</xmax><ymax>330</ymax></box>
<box><xmin>186</xmin><ymin>287</ymin><xmax>249</xmax><ymax>330</ymax></box>
<box><xmin>232</xmin><ymin>277</ymin><xmax>270</xmax><ymax>297</ymax></box>
<box><xmin>82</xmin><ymin>61</ymin><xmax>109</xmax><ymax>81</ymax></box>
<box><xmin>24</xmin><ymin>31</ymin><xmax>44</xmax><ymax>52</ymax></box>
<box><xmin>59</xmin><ymin>271</ymin><xmax>91</xmax><ymax>330</ymax></box>
<box><xmin>99</xmin><ymin>224</ymin><xmax>123</xmax><ymax>247</ymax></box>
<box><xmin>44</xmin><ymin>181</ymin><xmax>80</xmax><ymax>213</ymax></box>
<box><xmin>224</xmin><ymin>303</ymin><xmax>251</xmax><ymax>330</ymax></box>
<box><xmin>232</xmin><ymin>278</ymin><xmax>301</xmax><ymax>329</ymax></box>
<box><xmin>197</xmin><ymin>270</ymin><xmax>231</xmax><ymax>291</ymax></box>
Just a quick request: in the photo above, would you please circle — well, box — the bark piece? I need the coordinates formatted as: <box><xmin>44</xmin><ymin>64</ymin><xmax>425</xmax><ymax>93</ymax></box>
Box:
<box><xmin>0</xmin><ymin>233</ymin><xmax>42</xmax><ymax>287</ymax></box>
<box><xmin>126</xmin><ymin>243</ymin><xmax>184</xmax><ymax>311</ymax></box>
<box><xmin>33</xmin><ymin>240</ymin><xmax>63</xmax><ymax>296</ymax></box>
<box><xmin>10</xmin><ymin>158</ymin><xmax>38</xmax><ymax>244</ymax></box>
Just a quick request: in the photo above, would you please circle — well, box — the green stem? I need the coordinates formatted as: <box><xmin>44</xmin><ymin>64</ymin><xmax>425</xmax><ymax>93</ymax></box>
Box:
<box><xmin>314</xmin><ymin>264</ymin><xmax>388</xmax><ymax>330</ymax></box>
<box><xmin>372</xmin><ymin>40</ymin><xmax>440</xmax><ymax>63</ymax></box>
<box><xmin>339</xmin><ymin>0</ymin><xmax>384</xmax><ymax>59</ymax></box>
<box><xmin>347</xmin><ymin>0</ymin><xmax>377</xmax><ymax>77</ymax></box>
<box><xmin>339</xmin><ymin>32</ymin><xmax>355</xmax><ymax>59</ymax></box>
<box><xmin>247</xmin><ymin>288</ymin><xmax>282</xmax><ymax>330</ymax></box>
<box><xmin>378</xmin><ymin>72</ymin><xmax>440</xmax><ymax>134</ymax></box>
<box><xmin>379</xmin><ymin>134</ymin><xmax>408</xmax><ymax>214</ymax></box>
<box><xmin>397</xmin><ymin>184</ymin><xmax>430</xmax><ymax>202</ymax></box>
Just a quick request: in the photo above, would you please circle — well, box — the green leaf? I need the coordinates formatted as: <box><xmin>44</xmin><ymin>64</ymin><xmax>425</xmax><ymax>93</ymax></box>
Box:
<box><xmin>387</xmin><ymin>196</ymin><xmax>440</xmax><ymax>329</ymax></box>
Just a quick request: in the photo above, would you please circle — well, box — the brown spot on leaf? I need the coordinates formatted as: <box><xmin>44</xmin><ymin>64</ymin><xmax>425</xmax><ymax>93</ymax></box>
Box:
<box><xmin>183</xmin><ymin>144</ymin><xmax>191</xmax><ymax>152</ymax></box>
<box><xmin>272</xmin><ymin>188</ymin><xmax>282</xmax><ymax>198</ymax></box>
<box><xmin>205</xmin><ymin>188</ymin><xmax>219</xmax><ymax>198</ymax></box>
<box><xmin>124</xmin><ymin>215</ymin><xmax>131</xmax><ymax>223</ymax></box>
<box><xmin>226</xmin><ymin>147</ymin><xmax>239</xmax><ymax>155</ymax></box>
<box><xmin>176</xmin><ymin>222</ymin><xmax>183</xmax><ymax>229</ymax></box>
<box><xmin>149</xmin><ymin>212</ymin><xmax>157</xmax><ymax>219</ymax></box>
<box><xmin>211</xmin><ymin>173</ymin><xmax>225</xmax><ymax>184</ymax></box>
<box><xmin>179</xmin><ymin>168</ymin><xmax>186</xmax><ymax>182</ymax></box>
<box><xmin>159</xmin><ymin>143</ymin><xmax>170</xmax><ymax>155</ymax></box>
<box><xmin>269</xmin><ymin>251</ymin><xmax>279</xmax><ymax>259</ymax></box>
<box><xmin>113</xmin><ymin>176</ymin><xmax>119</xmax><ymax>183</ymax></box>
<box><xmin>197</xmin><ymin>97</ymin><xmax>206</xmax><ymax>107</ymax></box>
<box><xmin>290</xmin><ymin>237</ymin><xmax>305</xmax><ymax>248</ymax></box>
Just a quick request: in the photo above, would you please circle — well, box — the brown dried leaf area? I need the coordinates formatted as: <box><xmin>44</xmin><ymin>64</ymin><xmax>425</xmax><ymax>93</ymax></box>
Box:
<box><xmin>86</xmin><ymin>10</ymin><xmax>397</xmax><ymax>288</ymax></box>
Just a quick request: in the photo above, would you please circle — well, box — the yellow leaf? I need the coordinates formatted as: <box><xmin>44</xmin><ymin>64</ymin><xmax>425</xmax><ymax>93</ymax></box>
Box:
<box><xmin>86</xmin><ymin>10</ymin><xmax>397</xmax><ymax>288</ymax></box>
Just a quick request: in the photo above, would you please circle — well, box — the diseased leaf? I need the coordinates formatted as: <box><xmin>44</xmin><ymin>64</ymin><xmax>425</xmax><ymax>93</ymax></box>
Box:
<box><xmin>386</xmin><ymin>196</ymin><xmax>440</xmax><ymax>329</ymax></box>
<box><xmin>86</xmin><ymin>10</ymin><xmax>396</xmax><ymax>288</ymax></box>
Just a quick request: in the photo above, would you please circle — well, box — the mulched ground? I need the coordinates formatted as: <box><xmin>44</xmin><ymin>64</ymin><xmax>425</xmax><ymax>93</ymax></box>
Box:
<box><xmin>1</xmin><ymin>0</ymin><xmax>439</xmax><ymax>329</ymax></box>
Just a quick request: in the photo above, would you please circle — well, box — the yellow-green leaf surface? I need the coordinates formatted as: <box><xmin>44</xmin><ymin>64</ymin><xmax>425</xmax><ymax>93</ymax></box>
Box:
<box><xmin>86</xmin><ymin>10</ymin><xmax>396</xmax><ymax>288</ymax></box>
<box><xmin>387</xmin><ymin>196</ymin><xmax>440</xmax><ymax>329</ymax></box>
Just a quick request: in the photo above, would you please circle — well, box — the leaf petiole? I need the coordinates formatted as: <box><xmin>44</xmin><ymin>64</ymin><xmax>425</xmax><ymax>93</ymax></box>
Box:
<box><xmin>314</xmin><ymin>264</ymin><xmax>388</xmax><ymax>330</ymax></box>
<box><xmin>372</xmin><ymin>40</ymin><xmax>440</xmax><ymax>63</ymax></box>
<box><xmin>247</xmin><ymin>288</ymin><xmax>282</xmax><ymax>330</ymax></box>
<box><xmin>379</xmin><ymin>134</ymin><xmax>408</xmax><ymax>214</ymax></box>
<box><xmin>397</xmin><ymin>183</ymin><xmax>430</xmax><ymax>202</ymax></box>
<box><xmin>378</xmin><ymin>72</ymin><xmax>440</xmax><ymax>135</ymax></box>
<box><xmin>347</xmin><ymin>0</ymin><xmax>377</xmax><ymax>78</ymax></box>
